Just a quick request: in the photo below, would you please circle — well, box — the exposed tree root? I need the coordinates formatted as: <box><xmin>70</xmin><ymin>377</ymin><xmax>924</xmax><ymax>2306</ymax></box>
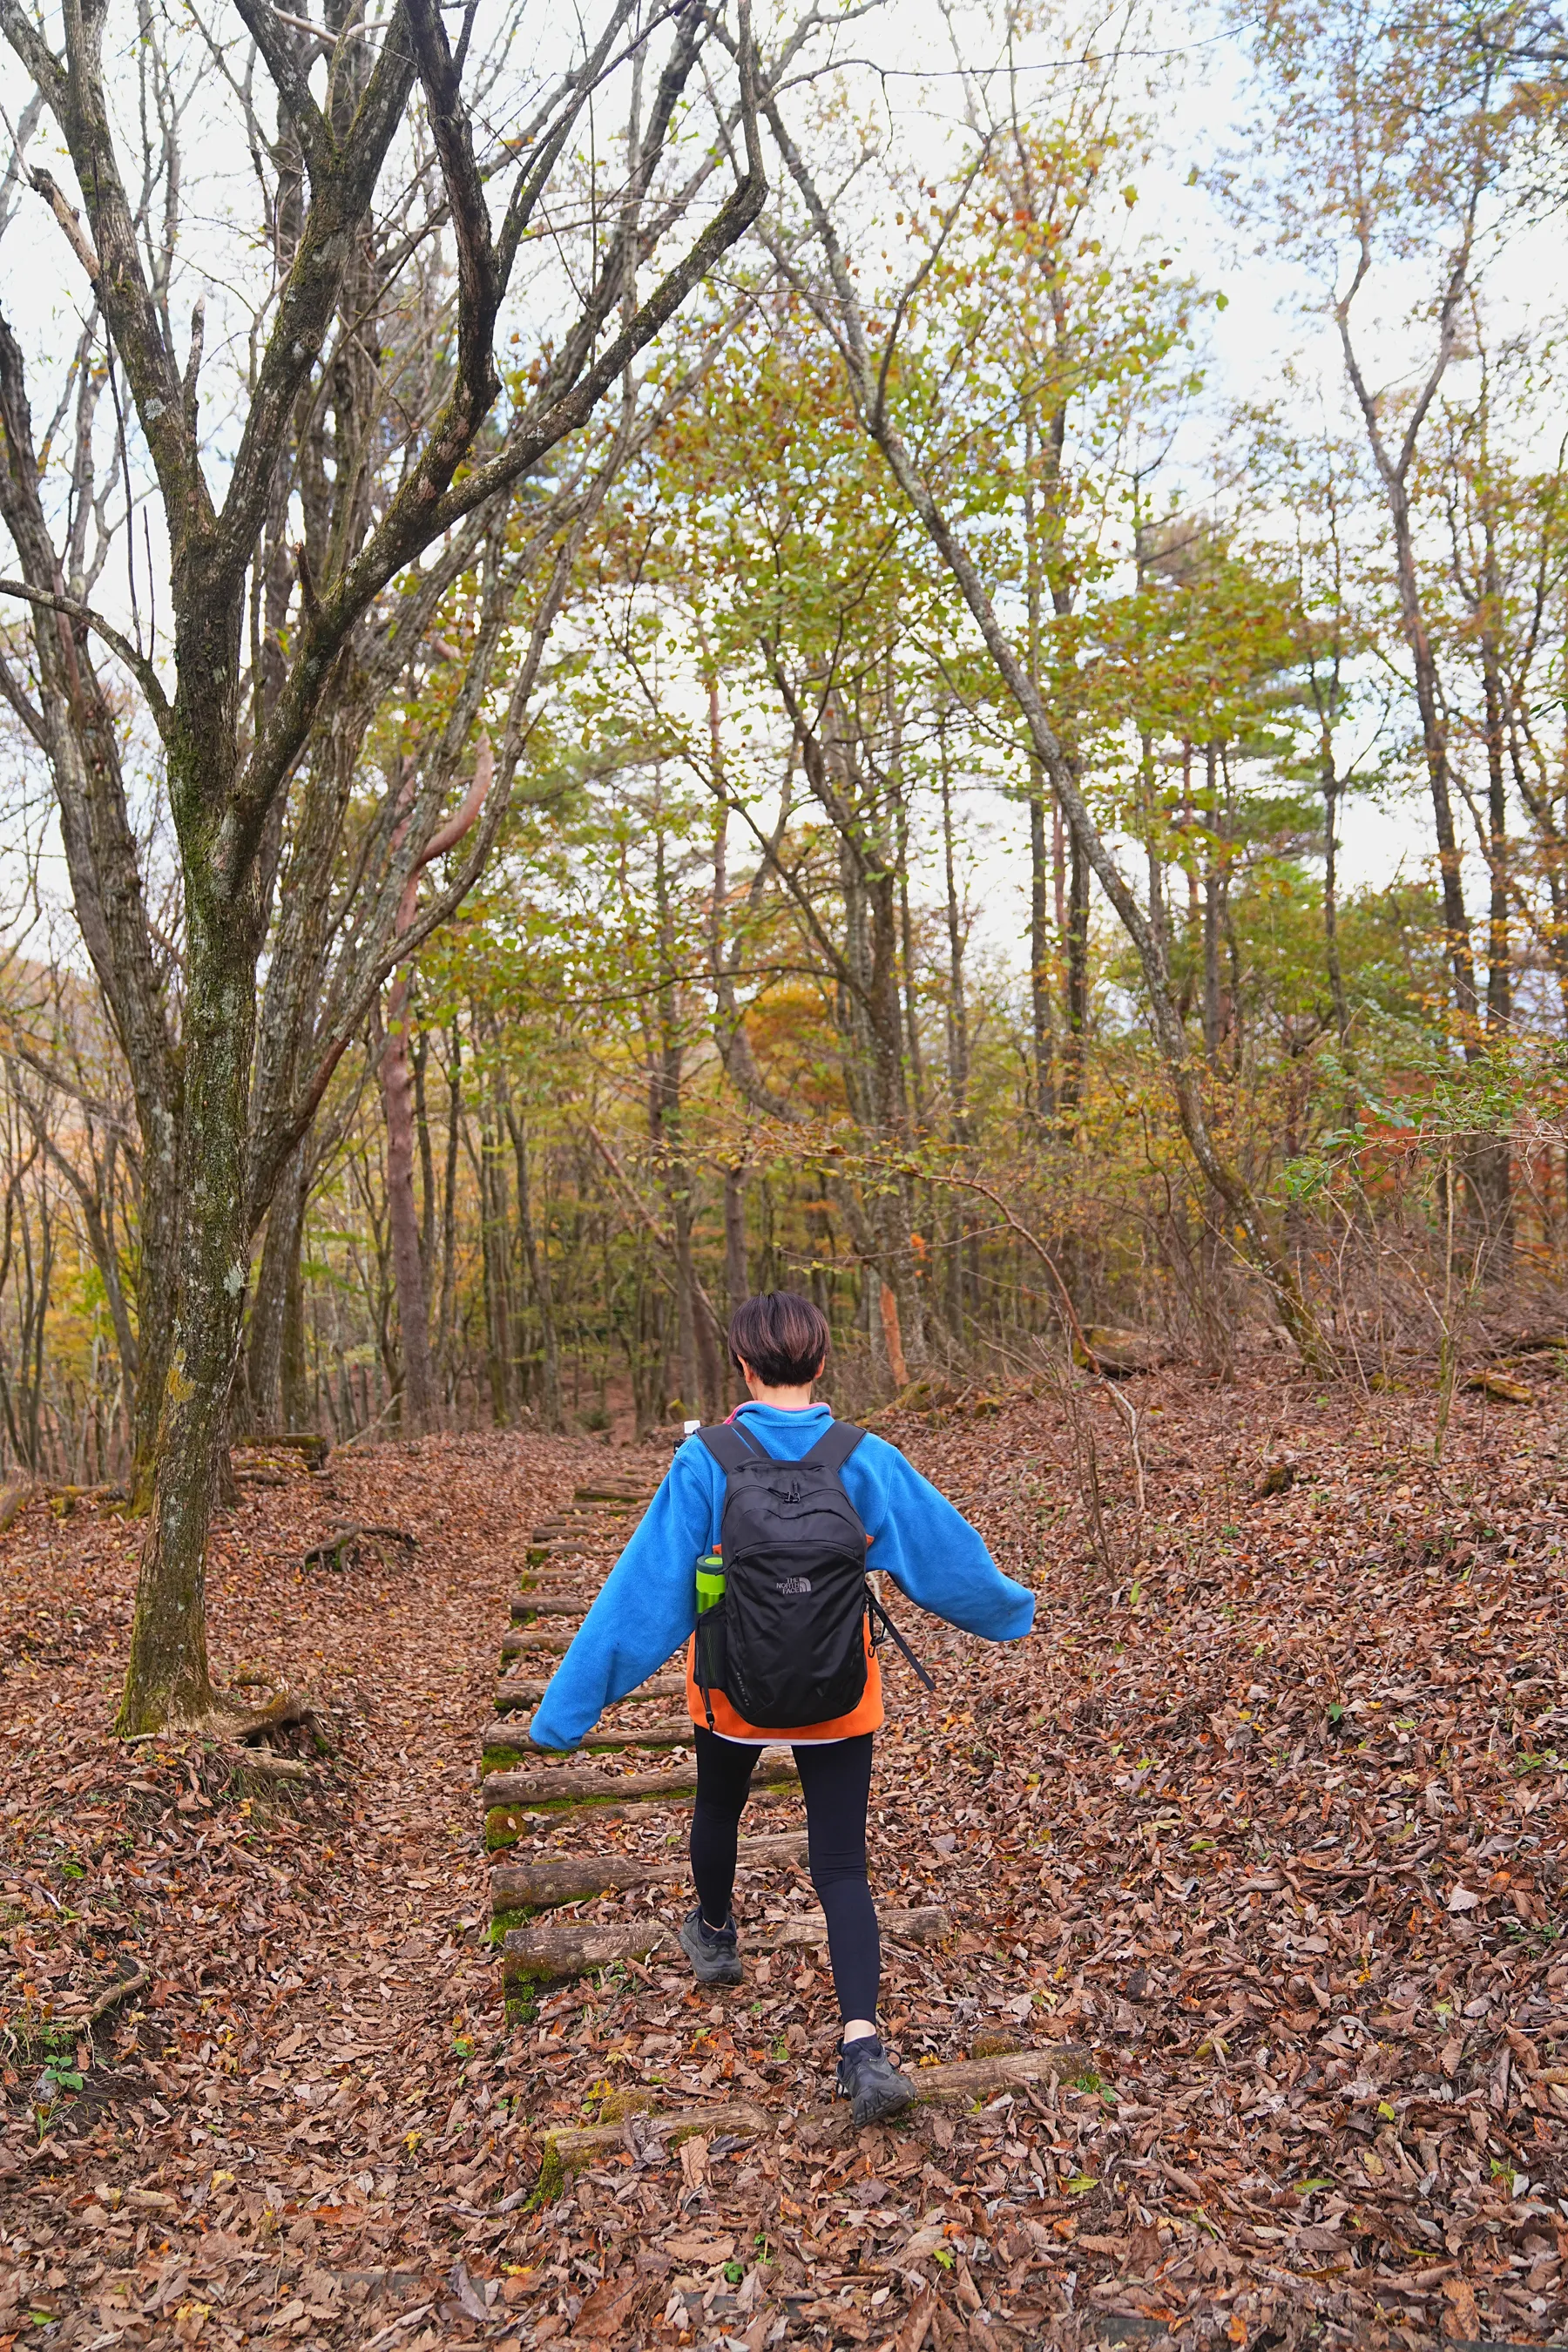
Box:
<box><xmin>300</xmin><ymin>1524</ymin><xmax>417</xmax><ymax>1571</ymax></box>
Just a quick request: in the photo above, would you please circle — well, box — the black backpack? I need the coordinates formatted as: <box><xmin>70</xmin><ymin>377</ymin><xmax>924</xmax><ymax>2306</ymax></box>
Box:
<box><xmin>695</xmin><ymin>1419</ymin><xmax>933</xmax><ymax>1731</ymax></box>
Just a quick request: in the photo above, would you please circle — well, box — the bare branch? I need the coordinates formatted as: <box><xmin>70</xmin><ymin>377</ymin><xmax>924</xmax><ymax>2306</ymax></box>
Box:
<box><xmin>0</xmin><ymin>576</ymin><xmax>171</xmax><ymax>724</ymax></box>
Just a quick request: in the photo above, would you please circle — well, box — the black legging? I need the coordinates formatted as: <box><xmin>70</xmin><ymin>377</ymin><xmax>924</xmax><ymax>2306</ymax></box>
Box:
<box><xmin>690</xmin><ymin>1727</ymin><xmax>879</xmax><ymax>2025</ymax></box>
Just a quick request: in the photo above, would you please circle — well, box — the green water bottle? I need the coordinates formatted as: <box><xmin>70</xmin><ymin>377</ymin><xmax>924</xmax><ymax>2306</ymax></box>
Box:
<box><xmin>696</xmin><ymin>1547</ymin><xmax>725</xmax><ymax>1613</ymax></box>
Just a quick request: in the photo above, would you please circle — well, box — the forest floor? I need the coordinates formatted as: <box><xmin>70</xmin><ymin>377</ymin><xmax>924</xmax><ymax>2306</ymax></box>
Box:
<box><xmin>0</xmin><ymin>1365</ymin><xmax>1565</xmax><ymax>2352</ymax></box>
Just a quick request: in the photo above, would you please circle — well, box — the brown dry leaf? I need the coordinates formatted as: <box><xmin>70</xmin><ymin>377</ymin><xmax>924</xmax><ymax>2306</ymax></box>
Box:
<box><xmin>3</xmin><ymin>1389</ymin><xmax>1565</xmax><ymax>2349</ymax></box>
<box><xmin>1443</xmin><ymin>2274</ymin><xmax>1483</xmax><ymax>2336</ymax></box>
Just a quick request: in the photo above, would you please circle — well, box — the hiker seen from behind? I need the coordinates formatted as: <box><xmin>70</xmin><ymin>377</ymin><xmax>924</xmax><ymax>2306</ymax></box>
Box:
<box><xmin>529</xmin><ymin>1290</ymin><xmax>1035</xmax><ymax>2125</ymax></box>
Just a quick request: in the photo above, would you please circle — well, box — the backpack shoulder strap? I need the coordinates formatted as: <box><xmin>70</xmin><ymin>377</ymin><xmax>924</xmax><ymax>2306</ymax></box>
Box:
<box><xmin>698</xmin><ymin>1423</ymin><xmax>769</xmax><ymax>1475</ymax></box>
<box><xmin>798</xmin><ymin>1420</ymin><xmax>867</xmax><ymax>1472</ymax></box>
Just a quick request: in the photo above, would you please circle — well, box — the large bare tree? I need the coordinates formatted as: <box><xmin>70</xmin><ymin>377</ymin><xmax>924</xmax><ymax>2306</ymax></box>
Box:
<box><xmin>0</xmin><ymin>0</ymin><xmax>766</xmax><ymax>1729</ymax></box>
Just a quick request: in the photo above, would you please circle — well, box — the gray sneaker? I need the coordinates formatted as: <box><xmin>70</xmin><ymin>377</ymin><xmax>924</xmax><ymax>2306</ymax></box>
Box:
<box><xmin>835</xmin><ymin>2034</ymin><xmax>914</xmax><ymax>2125</ymax></box>
<box><xmin>679</xmin><ymin>1905</ymin><xmax>741</xmax><ymax>1986</ymax></box>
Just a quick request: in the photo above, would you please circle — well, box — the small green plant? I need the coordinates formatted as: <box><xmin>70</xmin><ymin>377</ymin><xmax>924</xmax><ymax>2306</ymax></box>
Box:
<box><xmin>933</xmin><ymin>2246</ymin><xmax>955</xmax><ymax>2268</ymax></box>
<box><xmin>1328</xmin><ymin>1701</ymin><xmax>1345</xmax><ymax>1727</ymax></box>
<box><xmin>724</xmin><ymin>2260</ymin><xmax>745</xmax><ymax>2284</ymax></box>
<box><xmin>32</xmin><ymin>2057</ymin><xmax>84</xmax><ymax>2134</ymax></box>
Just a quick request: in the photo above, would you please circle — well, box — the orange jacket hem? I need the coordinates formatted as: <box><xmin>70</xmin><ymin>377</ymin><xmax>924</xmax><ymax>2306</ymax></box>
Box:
<box><xmin>685</xmin><ymin>1620</ymin><xmax>883</xmax><ymax>1740</ymax></box>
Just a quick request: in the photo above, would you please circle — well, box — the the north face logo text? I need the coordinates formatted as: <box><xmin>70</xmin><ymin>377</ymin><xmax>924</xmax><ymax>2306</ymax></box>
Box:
<box><xmin>774</xmin><ymin>1576</ymin><xmax>812</xmax><ymax>1594</ymax></box>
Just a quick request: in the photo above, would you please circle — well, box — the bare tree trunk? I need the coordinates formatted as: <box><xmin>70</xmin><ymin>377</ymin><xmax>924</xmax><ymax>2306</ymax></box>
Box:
<box><xmin>1335</xmin><ymin>223</ymin><xmax>1484</xmax><ymax>1039</ymax></box>
<box><xmin>1028</xmin><ymin>791</ymin><xmax>1054</xmax><ymax>1121</ymax></box>
<box><xmin>377</xmin><ymin>986</ymin><xmax>441</xmax><ymax>1435</ymax></box>
<box><xmin>375</xmin><ymin>747</ymin><xmax>488</xmax><ymax>1436</ymax></box>
<box><xmin>1476</xmin><ymin>597</ymin><xmax>1514</xmax><ymax>1250</ymax></box>
<box><xmin>119</xmin><ymin>903</ymin><xmax>258</xmax><ymax>1732</ymax></box>
<box><xmin>1321</xmin><ymin>752</ymin><xmax>1349</xmax><ymax>1050</ymax></box>
<box><xmin>478</xmin><ymin>1080</ymin><xmax>514</xmax><ymax>1428</ymax></box>
<box><xmin>436</xmin><ymin>1025</ymin><xmax>463</xmax><ymax>1392</ymax></box>
<box><xmin>1062</xmin><ymin>821</ymin><xmax>1089</xmax><ymax>1116</ymax></box>
<box><xmin>507</xmin><ymin>1101</ymin><xmax>562</xmax><ymax>1431</ymax></box>
<box><xmin>247</xmin><ymin>1138</ymin><xmax>310</xmax><ymax>1428</ymax></box>
<box><xmin>724</xmin><ymin>1162</ymin><xmax>749</xmax><ymax>1319</ymax></box>
<box><xmin>940</xmin><ymin>749</ymin><xmax>970</xmax><ymax>1144</ymax></box>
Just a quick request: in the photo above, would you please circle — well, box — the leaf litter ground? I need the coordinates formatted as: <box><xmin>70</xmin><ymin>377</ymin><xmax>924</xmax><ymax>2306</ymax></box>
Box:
<box><xmin>0</xmin><ymin>1377</ymin><xmax>1565</xmax><ymax>2350</ymax></box>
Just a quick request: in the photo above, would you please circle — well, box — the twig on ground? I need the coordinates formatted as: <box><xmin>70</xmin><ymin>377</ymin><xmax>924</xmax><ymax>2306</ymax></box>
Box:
<box><xmin>54</xmin><ymin>1964</ymin><xmax>151</xmax><ymax>2029</ymax></box>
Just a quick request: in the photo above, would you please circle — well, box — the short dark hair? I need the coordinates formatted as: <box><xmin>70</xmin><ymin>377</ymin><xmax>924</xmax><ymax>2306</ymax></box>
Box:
<box><xmin>728</xmin><ymin>1291</ymin><xmax>829</xmax><ymax>1386</ymax></box>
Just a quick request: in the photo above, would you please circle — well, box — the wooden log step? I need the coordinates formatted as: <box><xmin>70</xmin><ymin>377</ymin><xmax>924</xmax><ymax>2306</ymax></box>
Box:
<box><xmin>492</xmin><ymin>1679</ymin><xmax>549</xmax><ymax>1712</ymax></box>
<box><xmin>531</xmin><ymin>2054</ymin><xmax>1095</xmax><ymax>2186</ymax></box>
<box><xmin>910</xmin><ymin>2045</ymin><xmax>1093</xmax><ymax>2102</ymax></box>
<box><xmin>501</xmin><ymin>1629</ymin><xmax>571</xmax><ymax>1657</ymax></box>
<box><xmin>484</xmin><ymin>1754</ymin><xmax>798</xmax><ymax>1844</ymax></box>
<box><xmin>510</xmin><ymin>1594</ymin><xmax>589</xmax><ymax>1619</ymax></box>
<box><xmin>479</xmin><ymin>1721</ymin><xmax>699</xmax><ymax>1767</ymax></box>
<box><xmin>505</xmin><ymin>1608</ymin><xmax>597</xmax><ymax>1646</ymax></box>
<box><xmin>483</xmin><ymin>1752</ymin><xmax>794</xmax><ymax>1810</ymax></box>
<box><xmin>493</xmin><ymin>1673</ymin><xmax>686</xmax><ymax>1713</ymax></box>
<box><xmin>504</xmin><ymin>1916</ymin><xmax>675</xmax><ymax>1982</ymax></box>
<box><xmin>573</xmin><ymin>1484</ymin><xmax>652</xmax><ymax>1504</ymax></box>
<box><xmin>551</xmin><ymin>1720</ymin><xmax>694</xmax><ymax>1754</ymax></box>
<box><xmin>538</xmin><ymin>2101</ymin><xmax>768</xmax><ymax>2184</ymax></box>
<box><xmin>246</xmin><ymin>1430</ymin><xmax>332</xmax><ymax>1469</ymax></box>
<box><xmin>501</xmin><ymin>1904</ymin><xmax>950</xmax><ymax>1986</ymax></box>
<box><xmin>487</xmin><ymin>1778</ymin><xmax>799</xmax><ymax>1845</ymax></box>
<box><xmin>491</xmin><ymin>1830</ymin><xmax>808</xmax><ymax>1913</ymax></box>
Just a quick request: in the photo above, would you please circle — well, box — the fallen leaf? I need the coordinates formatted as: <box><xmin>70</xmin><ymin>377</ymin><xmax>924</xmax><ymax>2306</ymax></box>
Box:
<box><xmin>663</xmin><ymin>2232</ymin><xmax>735</xmax><ymax>2266</ymax></box>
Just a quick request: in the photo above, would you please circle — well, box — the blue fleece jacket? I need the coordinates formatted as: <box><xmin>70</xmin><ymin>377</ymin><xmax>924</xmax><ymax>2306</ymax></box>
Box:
<box><xmin>528</xmin><ymin>1401</ymin><xmax>1033</xmax><ymax>1751</ymax></box>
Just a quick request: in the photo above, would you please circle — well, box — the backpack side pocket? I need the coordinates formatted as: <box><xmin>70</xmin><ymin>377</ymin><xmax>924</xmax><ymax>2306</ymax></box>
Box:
<box><xmin>694</xmin><ymin>1552</ymin><xmax>727</xmax><ymax>1728</ymax></box>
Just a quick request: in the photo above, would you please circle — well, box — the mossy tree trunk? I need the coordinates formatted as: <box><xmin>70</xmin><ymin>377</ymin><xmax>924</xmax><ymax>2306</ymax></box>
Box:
<box><xmin>120</xmin><ymin>869</ymin><xmax>260</xmax><ymax>1729</ymax></box>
